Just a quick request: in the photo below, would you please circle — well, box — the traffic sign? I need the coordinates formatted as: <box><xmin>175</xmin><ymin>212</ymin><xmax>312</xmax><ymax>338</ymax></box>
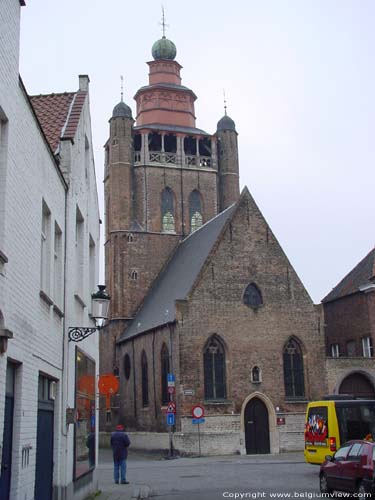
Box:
<box><xmin>167</xmin><ymin>413</ymin><xmax>175</xmax><ymax>426</ymax></box>
<box><xmin>192</xmin><ymin>405</ymin><xmax>204</xmax><ymax>419</ymax></box>
<box><xmin>192</xmin><ymin>418</ymin><xmax>205</xmax><ymax>425</ymax></box>
<box><xmin>166</xmin><ymin>401</ymin><xmax>176</xmax><ymax>413</ymax></box>
<box><xmin>167</xmin><ymin>373</ymin><xmax>175</xmax><ymax>382</ymax></box>
<box><xmin>168</xmin><ymin>386</ymin><xmax>175</xmax><ymax>394</ymax></box>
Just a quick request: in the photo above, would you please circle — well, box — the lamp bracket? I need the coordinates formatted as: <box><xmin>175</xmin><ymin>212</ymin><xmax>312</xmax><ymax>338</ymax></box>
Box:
<box><xmin>68</xmin><ymin>327</ymin><xmax>98</xmax><ymax>342</ymax></box>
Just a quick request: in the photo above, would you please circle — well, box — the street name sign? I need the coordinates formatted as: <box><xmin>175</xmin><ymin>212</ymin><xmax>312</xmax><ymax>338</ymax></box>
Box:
<box><xmin>192</xmin><ymin>418</ymin><xmax>205</xmax><ymax>425</ymax></box>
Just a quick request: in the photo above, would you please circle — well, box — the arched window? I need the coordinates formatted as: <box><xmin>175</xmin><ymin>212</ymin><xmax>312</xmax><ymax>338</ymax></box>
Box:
<box><xmin>203</xmin><ymin>336</ymin><xmax>226</xmax><ymax>400</ymax></box>
<box><xmin>243</xmin><ymin>283</ymin><xmax>263</xmax><ymax>308</ymax></box>
<box><xmin>283</xmin><ymin>338</ymin><xmax>305</xmax><ymax>398</ymax></box>
<box><xmin>189</xmin><ymin>190</ymin><xmax>203</xmax><ymax>233</ymax></box>
<box><xmin>123</xmin><ymin>353</ymin><xmax>131</xmax><ymax>380</ymax></box>
<box><xmin>251</xmin><ymin>366</ymin><xmax>261</xmax><ymax>383</ymax></box>
<box><xmin>161</xmin><ymin>187</ymin><xmax>175</xmax><ymax>233</ymax></box>
<box><xmin>141</xmin><ymin>351</ymin><xmax>149</xmax><ymax>407</ymax></box>
<box><xmin>161</xmin><ymin>344</ymin><xmax>170</xmax><ymax>405</ymax></box>
<box><xmin>130</xmin><ymin>270</ymin><xmax>138</xmax><ymax>281</ymax></box>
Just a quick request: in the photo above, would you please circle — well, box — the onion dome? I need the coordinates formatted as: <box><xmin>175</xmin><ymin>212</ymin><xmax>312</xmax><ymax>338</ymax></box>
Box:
<box><xmin>152</xmin><ymin>37</ymin><xmax>177</xmax><ymax>60</ymax></box>
<box><xmin>217</xmin><ymin>114</ymin><xmax>236</xmax><ymax>132</ymax></box>
<box><xmin>112</xmin><ymin>101</ymin><xmax>132</xmax><ymax>119</ymax></box>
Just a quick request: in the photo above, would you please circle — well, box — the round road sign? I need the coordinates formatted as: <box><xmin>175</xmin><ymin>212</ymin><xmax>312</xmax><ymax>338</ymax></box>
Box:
<box><xmin>192</xmin><ymin>405</ymin><xmax>204</xmax><ymax>419</ymax></box>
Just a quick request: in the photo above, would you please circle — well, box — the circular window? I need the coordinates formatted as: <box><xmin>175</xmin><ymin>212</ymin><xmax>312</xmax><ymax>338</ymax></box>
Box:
<box><xmin>123</xmin><ymin>353</ymin><xmax>131</xmax><ymax>380</ymax></box>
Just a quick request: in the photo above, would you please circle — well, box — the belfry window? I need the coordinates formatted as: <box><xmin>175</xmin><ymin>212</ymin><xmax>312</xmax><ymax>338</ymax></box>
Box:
<box><xmin>161</xmin><ymin>344</ymin><xmax>170</xmax><ymax>405</ymax></box>
<box><xmin>243</xmin><ymin>283</ymin><xmax>263</xmax><ymax>309</ymax></box>
<box><xmin>203</xmin><ymin>336</ymin><xmax>226</xmax><ymax>400</ymax></box>
<box><xmin>161</xmin><ymin>187</ymin><xmax>175</xmax><ymax>233</ymax></box>
<box><xmin>189</xmin><ymin>190</ymin><xmax>203</xmax><ymax>233</ymax></box>
<box><xmin>283</xmin><ymin>338</ymin><xmax>305</xmax><ymax>398</ymax></box>
<box><xmin>141</xmin><ymin>351</ymin><xmax>149</xmax><ymax>407</ymax></box>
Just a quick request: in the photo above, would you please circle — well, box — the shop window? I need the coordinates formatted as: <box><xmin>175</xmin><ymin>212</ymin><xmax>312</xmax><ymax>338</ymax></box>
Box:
<box><xmin>75</xmin><ymin>348</ymin><xmax>96</xmax><ymax>478</ymax></box>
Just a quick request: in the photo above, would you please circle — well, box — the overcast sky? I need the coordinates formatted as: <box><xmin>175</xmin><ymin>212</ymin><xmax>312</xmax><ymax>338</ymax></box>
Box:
<box><xmin>19</xmin><ymin>0</ymin><xmax>375</xmax><ymax>303</ymax></box>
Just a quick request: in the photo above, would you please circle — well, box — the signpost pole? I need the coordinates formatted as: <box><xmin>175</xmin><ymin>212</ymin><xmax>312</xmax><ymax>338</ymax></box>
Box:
<box><xmin>198</xmin><ymin>422</ymin><xmax>201</xmax><ymax>457</ymax></box>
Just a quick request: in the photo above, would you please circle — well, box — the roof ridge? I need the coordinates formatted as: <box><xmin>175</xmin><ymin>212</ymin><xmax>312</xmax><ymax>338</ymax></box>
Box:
<box><xmin>29</xmin><ymin>91</ymin><xmax>76</xmax><ymax>98</ymax></box>
<box><xmin>322</xmin><ymin>247</ymin><xmax>375</xmax><ymax>303</ymax></box>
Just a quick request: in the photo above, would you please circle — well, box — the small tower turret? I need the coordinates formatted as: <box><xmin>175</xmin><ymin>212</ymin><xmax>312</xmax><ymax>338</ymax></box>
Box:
<box><xmin>216</xmin><ymin>112</ymin><xmax>240</xmax><ymax>211</ymax></box>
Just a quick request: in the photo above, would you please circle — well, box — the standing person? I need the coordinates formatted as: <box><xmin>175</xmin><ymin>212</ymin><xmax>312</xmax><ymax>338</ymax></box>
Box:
<box><xmin>110</xmin><ymin>424</ymin><xmax>131</xmax><ymax>484</ymax></box>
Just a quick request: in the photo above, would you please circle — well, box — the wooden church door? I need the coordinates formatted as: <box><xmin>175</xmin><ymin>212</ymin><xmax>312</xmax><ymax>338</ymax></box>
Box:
<box><xmin>245</xmin><ymin>398</ymin><xmax>270</xmax><ymax>454</ymax></box>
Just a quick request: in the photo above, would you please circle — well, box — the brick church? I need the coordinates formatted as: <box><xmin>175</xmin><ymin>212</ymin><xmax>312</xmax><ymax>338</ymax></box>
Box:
<box><xmin>100</xmin><ymin>33</ymin><xmax>328</xmax><ymax>454</ymax></box>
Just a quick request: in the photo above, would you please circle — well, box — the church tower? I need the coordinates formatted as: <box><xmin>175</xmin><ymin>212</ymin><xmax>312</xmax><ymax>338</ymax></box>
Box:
<box><xmin>102</xmin><ymin>30</ymin><xmax>240</xmax><ymax>384</ymax></box>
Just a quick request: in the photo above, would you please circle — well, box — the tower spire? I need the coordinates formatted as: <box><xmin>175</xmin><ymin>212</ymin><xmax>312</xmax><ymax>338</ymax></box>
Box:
<box><xmin>223</xmin><ymin>89</ymin><xmax>227</xmax><ymax>116</ymax></box>
<box><xmin>120</xmin><ymin>75</ymin><xmax>124</xmax><ymax>102</ymax></box>
<box><xmin>160</xmin><ymin>6</ymin><xmax>169</xmax><ymax>38</ymax></box>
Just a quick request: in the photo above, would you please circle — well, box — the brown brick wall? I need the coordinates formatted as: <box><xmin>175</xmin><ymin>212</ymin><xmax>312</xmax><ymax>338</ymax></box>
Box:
<box><xmin>134</xmin><ymin>165</ymin><xmax>218</xmax><ymax>234</ymax></box>
<box><xmin>117</xmin><ymin>192</ymin><xmax>327</xmax><ymax>433</ymax></box>
<box><xmin>324</xmin><ymin>293</ymin><xmax>373</xmax><ymax>357</ymax></box>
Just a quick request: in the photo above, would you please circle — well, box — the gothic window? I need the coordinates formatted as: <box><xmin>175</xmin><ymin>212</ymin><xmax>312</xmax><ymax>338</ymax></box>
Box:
<box><xmin>189</xmin><ymin>190</ymin><xmax>203</xmax><ymax>233</ymax></box>
<box><xmin>161</xmin><ymin>344</ymin><xmax>170</xmax><ymax>405</ymax></box>
<box><xmin>130</xmin><ymin>270</ymin><xmax>138</xmax><ymax>281</ymax></box>
<box><xmin>243</xmin><ymin>283</ymin><xmax>263</xmax><ymax>308</ymax></box>
<box><xmin>283</xmin><ymin>338</ymin><xmax>305</xmax><ymax>399</ymax></box>
<box><xmin>141</xmin><ymin>351</ymin><xmax>149</xmax><ymax>407</ymax></box>
<box><xmin>203</xmin><ymin>336</ymin><xmax>226</xmax><ymax>400</ymax></box>
<box><xmin>127</xmin><ymin>233</ymin><xmax>134</xmax><ymax>243</ymax></box>
<box><xmin>123</xmin><ymin>354</ymin><xmax>131</xmax><ymax>380</ymax></box>
<box><xmin>251</xmin><ymin>366</ymin><xmax>261</xmax><ymax>383</ymax></box>
<box><xmin>161</xmin><ymin>187</ymin><xmax>175</xmax><ymax>233</ymax></box>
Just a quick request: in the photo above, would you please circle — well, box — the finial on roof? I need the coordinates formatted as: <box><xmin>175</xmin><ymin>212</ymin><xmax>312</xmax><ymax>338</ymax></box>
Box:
<box><xmin>160</xmin><ymin>6</ymin><xmax>168</xmax><ymax>38</ymax></box>
<box><xmin>223</xmin><ymin>89</ymin><xmax>227</xmax><ymax>116</ymax></box>
<box><xmin>120</xmin><ymin>75</ymin><xmax>124</xmax><ymax>102</ymax></box>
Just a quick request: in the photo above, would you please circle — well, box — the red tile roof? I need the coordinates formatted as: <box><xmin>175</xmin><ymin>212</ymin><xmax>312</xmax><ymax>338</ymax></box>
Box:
<box><xmin>322</xmin><ymin>247</ymin><xmax>375</xmax><ymax>303</ymax></box>
<box><xmin>29</xmin><ymin>91</ymin><xmax>87</xmax><ymax>153</ymax></box>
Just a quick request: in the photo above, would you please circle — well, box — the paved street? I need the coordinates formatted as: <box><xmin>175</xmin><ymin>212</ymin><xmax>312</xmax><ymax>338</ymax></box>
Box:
<box><xmin>96</xmin><ymin>449</ymin><xmax>321</xmax><ymax>500</ymax></box>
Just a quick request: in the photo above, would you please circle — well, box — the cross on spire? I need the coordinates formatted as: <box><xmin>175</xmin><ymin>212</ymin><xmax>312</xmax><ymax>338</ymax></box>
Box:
<box><xmin>160</xmin><ymin>6</ymin><xmax>169</xmax><ymax>38</ymax></box>
<box><xmin>120</xmin><ymin>75</ymin><xmax>124</xmax><ymax>102</ymax></box>
<box><xmin>223</xmin><ymin>89</ymin><xmax>227</xmax><ymax>116</ymax></box>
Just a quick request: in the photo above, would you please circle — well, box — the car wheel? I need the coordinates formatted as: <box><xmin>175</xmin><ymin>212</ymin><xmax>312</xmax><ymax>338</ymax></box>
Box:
<box><xmin>320</xmin><ymin>473</ymin><xmax>333</xmax><ymax>494</ymax></box>
<box><xmin>357</xmin><ymin>481</ymin><xmax>367</xmax><ymax>497</ymax></box>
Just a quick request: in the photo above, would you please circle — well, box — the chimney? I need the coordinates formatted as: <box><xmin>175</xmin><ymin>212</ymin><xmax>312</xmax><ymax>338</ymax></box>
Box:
<box><xmin>79</xmin><ymin>74</ymin><xmax>90</xmax><ymax>92</ymax></box>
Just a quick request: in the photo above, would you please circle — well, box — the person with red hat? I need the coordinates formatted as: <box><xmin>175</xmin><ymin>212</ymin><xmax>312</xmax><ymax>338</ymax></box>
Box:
<box><xmin>110</xmin><ymin>424</ymin><xmax>131</xmax><ymax>484</ymax></box>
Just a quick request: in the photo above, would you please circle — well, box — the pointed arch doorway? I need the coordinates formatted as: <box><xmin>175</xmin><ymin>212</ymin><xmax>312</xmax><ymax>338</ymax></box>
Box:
<box><xmin>244</xmin><ymin>397</ymin><xmax>270</xmax><ymax>454</ymax></box>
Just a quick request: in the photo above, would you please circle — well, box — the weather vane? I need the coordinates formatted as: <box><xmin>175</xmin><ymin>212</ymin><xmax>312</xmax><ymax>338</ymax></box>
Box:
<box><xmin>223</xmin><ymin>89</ymin><xmax>227</xmax><ymax>116</ymax></box>
<box><xmin>120</xmin><ymin>75</ymin><xmax>124</xmax><ymax>102</ymax></box>
<box><xmin>160</xmin><ymin>6</ymin><xmax>169</xmax><ymax>38</ymax></box>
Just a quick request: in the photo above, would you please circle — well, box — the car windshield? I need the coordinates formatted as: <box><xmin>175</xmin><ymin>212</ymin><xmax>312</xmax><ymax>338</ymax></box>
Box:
<box><xmin>334</xmin><ymin>443</ymin><xmax>352</xmax><ymax>461</ymax></box>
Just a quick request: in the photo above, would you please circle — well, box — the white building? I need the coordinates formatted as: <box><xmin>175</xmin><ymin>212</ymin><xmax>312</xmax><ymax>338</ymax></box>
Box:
<box><xmin>0</xmin><ymin>1</ymin><xmax>101</xmax><ymax>498</ymax></box>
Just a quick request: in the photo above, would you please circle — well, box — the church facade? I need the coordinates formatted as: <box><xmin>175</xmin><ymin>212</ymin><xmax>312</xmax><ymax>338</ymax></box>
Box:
<box><xmin>100</xmin><ymin>35</ymin><xmax>328</xmax><ymax>454</ymax></box>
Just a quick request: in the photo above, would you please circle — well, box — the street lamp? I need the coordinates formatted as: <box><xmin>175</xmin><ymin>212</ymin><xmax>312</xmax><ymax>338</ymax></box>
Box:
<box><xmin>68</xmin><ymin>285</ymin><xmax>111</xmax><ymax>342</ymax></box>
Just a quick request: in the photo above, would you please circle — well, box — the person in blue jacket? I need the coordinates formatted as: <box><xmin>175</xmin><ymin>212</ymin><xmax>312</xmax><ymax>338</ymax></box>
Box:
<box><xmin>110</xmin><ymin>424</ymin><xmax>131</xmax><ymax>484</ymax></box>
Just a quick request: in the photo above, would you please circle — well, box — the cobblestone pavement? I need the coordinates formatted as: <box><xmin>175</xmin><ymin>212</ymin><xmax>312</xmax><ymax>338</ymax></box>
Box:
<box><xmin>95</xmin><ymin>449</ymin><xmax>313</xmax><ymax>500</ymax></box>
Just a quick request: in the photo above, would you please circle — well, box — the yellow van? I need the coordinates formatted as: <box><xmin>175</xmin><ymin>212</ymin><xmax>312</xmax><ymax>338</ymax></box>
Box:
<box><xmin>304</xmin><ymin>398</ymin><xmax>375</xmax><ymax>465</ymax></box>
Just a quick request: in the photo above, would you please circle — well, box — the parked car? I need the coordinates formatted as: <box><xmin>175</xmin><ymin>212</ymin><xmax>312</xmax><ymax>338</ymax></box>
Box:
<box><xmin>319</xmin><ymin>440</ymin><xmax>375</xmax><ymax>496</ymax></box>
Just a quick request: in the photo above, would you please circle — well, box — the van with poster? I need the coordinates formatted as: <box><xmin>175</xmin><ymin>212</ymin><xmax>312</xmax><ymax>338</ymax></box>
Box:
<box><xmin>304</xmin><ymin>397</ymin><xmax>375</xmax><ymax>464</ymax></box>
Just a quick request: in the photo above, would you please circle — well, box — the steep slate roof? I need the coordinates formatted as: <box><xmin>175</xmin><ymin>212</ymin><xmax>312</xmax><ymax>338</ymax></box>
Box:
<box><xmin>30</xmin><ymin>91</ymin><xmax>87</xmax><ymax>153</ymax></box>
<box><xmin>118</xmin><ymin>203</ymin><xmax>237</xmax><ymax>342</ymax></box>
<box><xmin>322</xmin><ymin>247</ymin><xmax>375</xmax><ymax>303</ymax></box>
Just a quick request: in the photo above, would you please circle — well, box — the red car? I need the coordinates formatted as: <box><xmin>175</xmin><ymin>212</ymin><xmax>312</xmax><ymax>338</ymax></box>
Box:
<box><xmin>320</xmin><ymin>440</ymin><xmax>375</xmax><ymax>496</ymax></box>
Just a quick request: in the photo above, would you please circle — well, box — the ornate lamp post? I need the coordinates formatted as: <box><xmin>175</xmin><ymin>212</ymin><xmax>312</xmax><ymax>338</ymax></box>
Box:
<box><xmin>68</xmin><ymin>285</ymin><xmax>111</xmax><ymax>342</ymax></box>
